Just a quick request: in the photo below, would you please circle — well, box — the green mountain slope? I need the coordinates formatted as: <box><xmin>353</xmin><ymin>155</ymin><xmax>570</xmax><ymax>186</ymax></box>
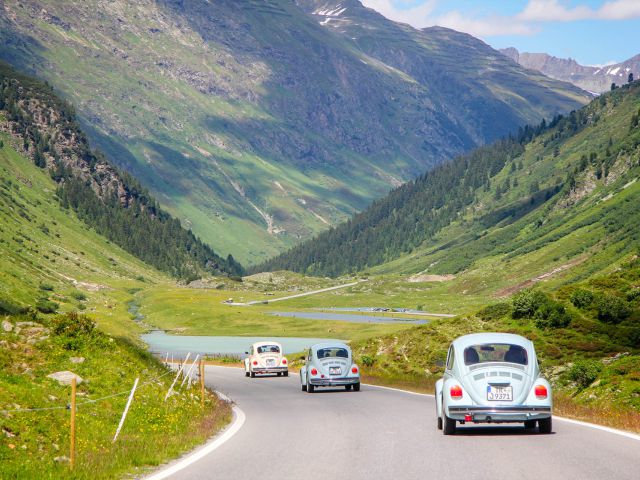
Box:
<box><xmin>258</xmin><ymin>81</ymin><xmax>640</xmax><ymax>284</ymax></box>
<box><xmin>0</xmin><ymin>0</ymin><xmax>589</xmax><ymax>263</ymax></box>
<box><xmin>0</xmin><ymin>62</ymin><xmax>242</xmax><ymax>280</ymax></box>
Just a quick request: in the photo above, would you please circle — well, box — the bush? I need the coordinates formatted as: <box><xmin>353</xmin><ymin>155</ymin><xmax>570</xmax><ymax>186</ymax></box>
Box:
<box><xmin>39</xmin><ymin>282</ymin><xmax>54</xmax><ymax>291</ymax></box>
<box><xmin>35</xmin><ymin>298</ymin><xmax>58</xmax><ymax>314</ymax></box>
<box><xmin>567</xmin><ymin>360</ymin><xmax>602</xmax><ymax>389</ymax></box>
<box><xmin>360</xmin><ymin>354</ymin><xmax>375</xmax><ymax>367</ymax></box>
<box><xmin>626</xmin><ymin>289</ymin><xmax>640</xmax><ymax>302</ymax></box>
<box><xmin>570</xmin><ymin>289</ymin><xmax>594</xmax><ymax>309</ymax></box>
<box><xmin>512</xmin><ymin>289</ymin><xmax>548</xmax><ymax>318</ymax></box>
<box><xmin>70</xmin><ymin>291</ymin><xmax>87</xmax><ymax>301</ymax></box>
<box><xmin>534</xmin><ymin>300</ymin><xmax>572</xmax><ymax>329</ymax></box>
<box><xmin>0</xmin><ymin>297</ymin><xmax>25</xmax><ymax>315</ymax></box>
<box><xmin>50</xmin><ymin>311</ymin><xmax>95</xmax><ymax>337</ymax></box>
<box><xmin>478</xmin><ymin>302</ymin><xmax>511</xmax><ymax>320</ymax></box>
<box><xmin>595</xmin><ymin>295</ymin><xmax>632</xmax><ymax>324</ymax></box>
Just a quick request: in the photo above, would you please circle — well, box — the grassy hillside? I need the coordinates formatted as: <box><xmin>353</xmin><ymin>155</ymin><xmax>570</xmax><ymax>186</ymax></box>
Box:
<box><xmin>0</xmin><ymin>0</ymin><xmax>588</xmax><ymax>263</ymax></box>
<box><xmin>260</xmin><ymin>81</ymin><xmax>640</xmax><ymax>284</ymax></box>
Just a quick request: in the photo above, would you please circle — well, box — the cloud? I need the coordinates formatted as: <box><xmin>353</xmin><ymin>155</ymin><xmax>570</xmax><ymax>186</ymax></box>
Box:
<box><xmin>360</xmin><ymin>0</ymin><xmax>640</xmax><ymax>37</ymax></box>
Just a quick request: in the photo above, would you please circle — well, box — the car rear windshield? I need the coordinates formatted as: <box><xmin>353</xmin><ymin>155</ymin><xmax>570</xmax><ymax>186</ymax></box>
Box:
<box><xmin>463</xmin><ymin>343</ymin><xmax>528</xmax><ymax>366</ymax></box>
<box><xmin>316</xmin><ymin>348</ymin><xmax>349</xmax><ymax>359</ymax></box>
<box><xmin>257</xmin><ymin>345</ymin><xmax>280</xmax><ymax>354</ymax></box>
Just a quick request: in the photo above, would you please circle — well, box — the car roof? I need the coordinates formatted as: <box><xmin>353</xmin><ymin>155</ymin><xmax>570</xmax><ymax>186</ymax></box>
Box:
<box><xmin>452</xmin><ymin>332</ymin><xmax>532</xmax><ymax>350</ymax></box>
<box><xmin>310</xmin><ymin>342</ymin><xmax>351</xmax><ymax>352</ymax></box>
<box><xmin>251</xmin><ymin>341</ymin><xmax>283</xmax><ymax>348</ymax></box>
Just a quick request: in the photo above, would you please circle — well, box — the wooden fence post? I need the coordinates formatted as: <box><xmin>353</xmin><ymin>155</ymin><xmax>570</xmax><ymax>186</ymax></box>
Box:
<box><xmin>70</xmin><ymin>376</ymin><xmax>77</xmax><ymax>470</ymax></box>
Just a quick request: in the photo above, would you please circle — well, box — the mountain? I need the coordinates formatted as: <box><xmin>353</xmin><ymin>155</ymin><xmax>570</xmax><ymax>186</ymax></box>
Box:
<box><xmin>256</xmin><ymin>80</ymin><xmax>640</xmax><ymax>282</ymax></box>
<box><xmin>501</xmin><ymin>47</ymin><xmax>640</xmax><ymax>94</ymax></box>
<box><xmin>0</xmin><ymin>61</ymin><xmax>242</xmax><ymax>282</ymax></box>
<box><xmin>0</xmin><ymin>0</ymin><xmax>589</xmax><ymax>263</ymax></box>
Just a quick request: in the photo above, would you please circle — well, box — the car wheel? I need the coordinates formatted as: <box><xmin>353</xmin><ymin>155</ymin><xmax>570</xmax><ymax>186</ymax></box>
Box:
<box><xmin>245</xmin><ymin>371</ymin><xmax>249</xmax><ymax>377</ymax></box>
<box><xmin>302</xmin><ymin>384</ymin><xmax>307</xmax><ymax>391</ymax></box>
<box><xmin>283</xmin><ymin>371</ymin><xmax>289</xmax><ymax>377</ymax></box>
<box><xmin>277</xmin><ymin>372</ymin><xmax>282</xmax><ymax>377</ymax></box>
<box><xmin>353</xmin><ymin>383</ymin><xmax>361</xmax><ymax>392</ymax></box>
<box><xmin>443</xmin><ymin>415</ymin><xmax>456</xmax><ymax>435</ymax></box>
<box><xmin>250</xmin><ymin>371</ymin><xmax>256</xmax><ymax>378</ymax></box>
<box><xmin>524</xmin><ymin>420</ymin><xmax>536</xmax><ymax>430</ymax></box>
<box><xmin>307</xmin><ymin>382</ymin><xmax>315</xmax><ymax>393</ymax></box>
<box><xmin>345</xmin><ymin>385</ymin><xmax>352</xmax><ymax>391</ymax></box>
<box><xmin>437</xmin><ymin>416</ymin><xmax>443</xmax><ymax>430</ymax></box>
<box><xmin>538</xmin><ymin>416</ymin><xmax>552</xmax><ymax>434</ymax></box>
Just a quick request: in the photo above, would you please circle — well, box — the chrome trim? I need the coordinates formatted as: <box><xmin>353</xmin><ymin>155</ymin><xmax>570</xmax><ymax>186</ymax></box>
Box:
<box><xmin>449</xmin><ymin>406</ymin><xmax>551</xmax><ymax>413</ymax></box>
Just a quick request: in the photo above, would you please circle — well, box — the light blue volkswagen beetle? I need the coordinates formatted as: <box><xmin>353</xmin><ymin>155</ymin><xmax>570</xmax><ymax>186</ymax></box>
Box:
<box><xmin>300</xmin><ymin>342</ymin><xmax>361</xmax><ymax>392</ymax></box>
<box><xmin>435</xmin><ymin>332</ymin><xmax>552</xmax><ymax>435</ymax></box>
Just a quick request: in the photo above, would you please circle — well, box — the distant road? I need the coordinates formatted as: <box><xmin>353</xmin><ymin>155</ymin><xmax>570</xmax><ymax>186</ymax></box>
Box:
<box><xmin>226</xmin><ymin>280</ymin><xmax>365</xmax><ymax>306</ymax></box>
<box><xmin>159</xmin><ymin>366</ymin><xmax>639</xmax><ymax>480</ymax></box>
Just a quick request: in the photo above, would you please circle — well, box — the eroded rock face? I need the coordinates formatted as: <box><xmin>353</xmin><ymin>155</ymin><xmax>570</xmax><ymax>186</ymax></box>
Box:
<box><xmin>46</xmin><ymin>371</ymin><xmax>83</xmax><ymax>386</ymax></box>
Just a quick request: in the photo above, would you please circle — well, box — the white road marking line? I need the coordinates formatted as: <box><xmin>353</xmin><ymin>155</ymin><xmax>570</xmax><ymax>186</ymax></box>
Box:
<box><xmin>365</xmin><ymin>383</ymin><xmax>640</xmax><ymax>441</ymax></box>
<box><xmin>144</xmin><ymin>395</ymin><xmax>246</xmax><ymax>480</ymax></box>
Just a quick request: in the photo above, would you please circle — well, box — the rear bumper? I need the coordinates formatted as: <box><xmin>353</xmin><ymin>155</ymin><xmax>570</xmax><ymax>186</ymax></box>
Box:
<box><xmin>251</xmin><ymin>366</ymin><xmax>288</xmax><ymax>374</ymax></box>
<box><xmin>309</xmin><ymin>376</ymin><xmax>360</xmax><ymax>387</ymax></box>
<box><xmin>447</xmin><ymin>405</ymin><xmax>552</xmax><ymax>423</ymax></box>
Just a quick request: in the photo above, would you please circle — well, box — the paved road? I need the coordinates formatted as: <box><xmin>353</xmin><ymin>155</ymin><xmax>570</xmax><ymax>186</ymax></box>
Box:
<box><xmin>170</xmin><ymin>366</ymin><xmax>638</xmax><ymax>480</ymax></box>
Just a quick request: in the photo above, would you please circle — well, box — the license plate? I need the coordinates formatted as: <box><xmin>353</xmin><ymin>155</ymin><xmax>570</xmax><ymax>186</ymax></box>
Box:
<box><xmin>329</xmin><ymin>367</ymin><xmax>342</xmax><ymax>375</ymax></box>
<box><xmin>487</xmin><ymin>386</ymin><xmax>513</xmax><ymax>401</ymax></box>
<box><xmin>266</xmin><ymin>359</ymin><xmax>276</xmax><ymax>367</ymax></box>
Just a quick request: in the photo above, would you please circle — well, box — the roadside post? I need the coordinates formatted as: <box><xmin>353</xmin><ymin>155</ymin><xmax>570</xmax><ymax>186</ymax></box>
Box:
<box><xmin>70</xmin><ymin>376</ymin><xmax>76</xmax><ymax>470</ymax></box>
<box><xmin>200</xmin><ymin>360</ymin><xmax>205</xmax><ymax>407</ymax></box>
<box><xmin>113</xmin><ymin>377</ymin><xmax>139</xmax><ymax>442</ymax></box>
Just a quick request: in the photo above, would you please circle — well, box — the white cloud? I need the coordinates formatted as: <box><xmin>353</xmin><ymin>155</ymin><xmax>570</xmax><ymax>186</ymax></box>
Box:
<box><xmin>360</xmin><ymin>0</ymin><xmax>640</xmax><ymax>37</ymax></box>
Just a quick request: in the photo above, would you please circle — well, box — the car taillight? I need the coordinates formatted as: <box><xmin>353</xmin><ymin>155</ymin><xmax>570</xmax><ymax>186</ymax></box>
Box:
<box><xmin>534</xmin><ymin>385</ymin><xmax>548</xmax><ymax>398</ymax></box>
<box><xmin>450</xmin><ymin>385</ymin><xmax>463</xmax><ymax>399</ymax></box>
<box><xmin>252</xmin><ymin>360</ymin><xmax>258</xmax><ymax>366</ymax></box>
<box><xmin>282</xmin><ymin>358</ymin><xmax>287</xmax><ymax>365</ymax></box>
<box><xmin>311</xmin><ymin>368</ymin><xmax>318</xmax><ymax>375</ymax></box>
<box><xmin>351</xmin><ymin>366</ymin><xmax>358</xmax><ymax>374</ymax></box>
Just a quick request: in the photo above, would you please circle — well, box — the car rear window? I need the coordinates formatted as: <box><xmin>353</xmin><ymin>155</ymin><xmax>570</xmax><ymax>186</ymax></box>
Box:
<box><xmin>316</xmin><ymin>348</ymin><xmax>349</xmax><ymax>359</ymax></box>
<box><xmin>463</xmin><ymin>343</ymin><xmax>528</xmax><ymax>366</ymax></box>
<box><xmin>257</xmin><ymin>345</ymin><xmax>280</xmax><ymax>354</ymax></box>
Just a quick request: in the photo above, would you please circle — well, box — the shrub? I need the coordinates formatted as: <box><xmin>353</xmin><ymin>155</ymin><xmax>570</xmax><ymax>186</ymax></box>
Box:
<box><xmin>39</xmin><ymin>282</ymin><xmax>54</xmax><ymax>291</ymax></box>
<box><xmin>567</xmin><ymin>360</ymin><xmax>602</xmax><ymax>389</ymax></box>
<box><xmin>595</xmin><ymin>295</ymin><xmax>632</xmax><ymax>324</ymax></box>
<box><xmin>70</xmin><ymin>291</ymin><xmax>87</xmax><ymax>301</ymax></box>
<box><xmin>512</xmin><ymin>289</ymin><xmax>548</xmax><ymax>318</ymax></box>
<box><xmin>360</xmin><ymin>354</ymin><xmax>375</xmax><ymax>367</ymax></box>
<box><xmin>35</xmin><ymin>298</ymin><xmax>58</xmax><ymax>314</ymax></box>
<box><xmin>50</xmin><ymin>311</ymin><xmax>95</xmax><ymax>337</ymax></box>
<box><xmin>570</xmin><ymin>289</ymin><xmax>594</xmax><ymax>309</ymax></box>
<box><xmin>478</xmin><ymin>302</ymin><xmax>511</xmax><ymax>320</ymax></box>
<box><xmin>534</xmin><ymin>300</ymin><xmax>572</xmax><ymax>329</ymax></box>
<box><xmin>0</xmin><ymin>297</ymin><xmax>25</xmax><ymax>315</ymax></box>
<box><xmin>626</xmin><ymin>289</ymin><xmax>640</xmax><ymax>302</ymax></box>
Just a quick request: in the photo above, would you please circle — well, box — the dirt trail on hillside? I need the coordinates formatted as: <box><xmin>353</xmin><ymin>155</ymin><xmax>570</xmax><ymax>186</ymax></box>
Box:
<box><xmin>494</xmin><ymin>256</ymin><xmax>587</xmax><ymax>298</ymax></box>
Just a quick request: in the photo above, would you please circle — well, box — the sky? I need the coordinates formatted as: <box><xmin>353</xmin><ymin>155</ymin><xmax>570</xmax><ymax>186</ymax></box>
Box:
<box><xmin>359</xmin><ymin>0</ymin><xmax>640</xmax><ymax>66</ymax></box>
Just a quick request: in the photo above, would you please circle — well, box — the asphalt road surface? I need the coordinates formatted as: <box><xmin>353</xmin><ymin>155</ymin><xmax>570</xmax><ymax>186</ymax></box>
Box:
<box><xmin>168</xmin><ymin>366</ymin><xmax>639</xmax><ymax>480</ymax></box>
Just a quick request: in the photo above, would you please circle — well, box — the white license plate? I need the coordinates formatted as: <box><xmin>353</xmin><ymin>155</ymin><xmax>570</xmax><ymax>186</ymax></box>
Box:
<box><xmin>329</xmin><ymin>367</ymin><xmax>342</xmax><ymax>375</ymax></box>
<box><xmin>266</xmin><ymin>359</ymin><xmax>276</xmax><ymax>366</ymax></box>
<box><xmin>487</xmin><ymin>386</ymin><xmax>513</xmax><ymax>401</ymax></box>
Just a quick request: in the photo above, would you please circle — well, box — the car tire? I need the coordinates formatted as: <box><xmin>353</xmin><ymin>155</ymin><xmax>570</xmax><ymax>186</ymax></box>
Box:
<box><xmin>283</xmin><ymin>371</ymin><xmax>288</xmax><ymax>377</ymax></box>
<box><xmin>538</xmin><ymin>416</ymin><xmax>552</xmax><ymax>434</ymax></box>
<box><xmin>307</xmin><ymin>382</ymin><xmax>315</xmax><ymax>393</ymax></box>
<box><xmin>437</xmin><ymin>416</ymin><xmax>443</xmax><ymax>430</ymax></box>
<box><xmin>345</xmin><ymin>385</ymin><xmax>352</xmax><ymax>391</ymax></box>
<box><xmin>353</xmin><ymin>383</ymin><xmax>361</xmax><ymax>392</ymax></box>
<box><xmin>302</xmin><ymin>384</ymin><xmax>307</xmax><ymax>391</ymax></box>
<box><xmin>245</xmin><ymin>371</ymin><xmax>249</xmax><ymax>377</ymax></box>
<box><xmin>250</xmin><ymin>371</ymin><xmax>256</xmax><ymax>378</ymax></box>
<box><xmin>277</xmin><ymin>372</ymin><xmax>282</xmax><ymax>377</ymax></box>
<box><xmin>524</xmin><ymin>420</ymin><xmax>536</xmax><ymax>430</ymax></box>
<box><xmin>443</xmin><ymin>415</ymin><xmax>456</xmax><ymax>435</ymax></box>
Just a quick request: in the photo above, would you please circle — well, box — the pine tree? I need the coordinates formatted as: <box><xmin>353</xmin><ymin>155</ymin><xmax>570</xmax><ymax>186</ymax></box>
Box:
<box><xmin>629</xmin><ymin>72</ymin><xmax>634</xmax><ymax>84</ymax></box>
